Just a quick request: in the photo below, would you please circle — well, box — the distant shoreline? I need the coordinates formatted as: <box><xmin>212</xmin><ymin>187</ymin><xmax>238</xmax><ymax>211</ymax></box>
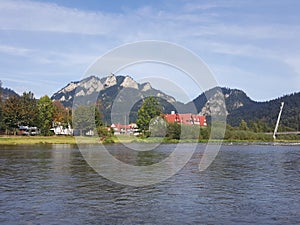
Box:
<box><xmin>0</xmin><ymin>135</ymin><xmax>299</xmax><ymax>146</ymax></box>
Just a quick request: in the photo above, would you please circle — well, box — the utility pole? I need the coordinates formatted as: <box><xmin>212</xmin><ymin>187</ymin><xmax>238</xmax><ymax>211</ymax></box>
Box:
<box><xmin>124</xmin><ymin>114</ymin><xmax>127</xmax><ymax>135</ymax></box>
<box><xmin>297</xmin><ymin>110</ymin><xmax>300</xmax><ymax>131</ymax></box>
<box><xmin>273</xmin><ymin>102</ymin><xmax>284</xmax><ymax>140</ymax></box>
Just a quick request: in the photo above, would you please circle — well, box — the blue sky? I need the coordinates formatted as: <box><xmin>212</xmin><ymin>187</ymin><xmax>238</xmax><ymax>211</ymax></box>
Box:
<box><xmin>0</xmin><ymin>0</ymin><xmax>299</xmax><ymax>102</ymax></box>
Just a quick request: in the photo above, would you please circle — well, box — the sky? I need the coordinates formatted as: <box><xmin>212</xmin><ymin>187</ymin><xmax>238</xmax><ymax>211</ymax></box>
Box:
<box><xmin>0</xmin><ymin>0</ymin><xmax>300</xmax><ymax>102</ymax></box>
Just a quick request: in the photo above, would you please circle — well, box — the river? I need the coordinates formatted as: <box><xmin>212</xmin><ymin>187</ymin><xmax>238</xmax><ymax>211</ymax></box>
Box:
<box><xmin>1</xmin><ymin>143</ymin><xmax>299</xmax><ymax>224</ymax></box>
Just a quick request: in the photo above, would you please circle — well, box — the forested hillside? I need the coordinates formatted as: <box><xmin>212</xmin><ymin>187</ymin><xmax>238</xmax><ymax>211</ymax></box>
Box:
<box><xmin>186</xmin><ymin>87</ymin><xmax>300</xmax><ymax>131</ymax></box>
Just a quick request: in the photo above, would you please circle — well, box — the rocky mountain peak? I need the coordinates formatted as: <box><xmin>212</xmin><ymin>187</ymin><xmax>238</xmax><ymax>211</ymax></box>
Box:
<box><xmin>104</xmin><ymin>74</ymin><xmax>117</xmax><ymax>87</ymax></box>
<box><xmin>120</xmin><ymin>76</ymin><xmax>139</xmax><ymax>89</ymax></box>
<box><xmin>51</xmin><ymin>75</ymin><xmax>176</xmax><ymax>109</ymax></box>
<box><xmin>81</xmin><ymin>76</ymin><xmax>103</xmax><ymax>93</ymax></box>
<box><xmin>61</xmin><ymin>82</ymin><xmax>79</xmax><ymax>93</ymax></box>
<box><xmin>141</xmin><ymin>82</ymin><xmax>152</xmax><ymax>92</ymax></box>
<box><xmin>199</xmin><ymin>89</ymin><xmax>228</xmax><ymax>116</ymax></box>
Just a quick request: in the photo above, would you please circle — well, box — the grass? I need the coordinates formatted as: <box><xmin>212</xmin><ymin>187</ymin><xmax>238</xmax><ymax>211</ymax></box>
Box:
<box><xmin>0</xmin><ymin>135</ymin><xmax>116</xmax><ymax>145</ymax></box>
<box><xmin>0</xmin><ymin>135</ymin><xmax>77</xmax><ymax>145</ymax></box>
<box><xmin>0</xmin><ymin>135</ymin><xmax>299</xmax><ymax>146</ymax></box>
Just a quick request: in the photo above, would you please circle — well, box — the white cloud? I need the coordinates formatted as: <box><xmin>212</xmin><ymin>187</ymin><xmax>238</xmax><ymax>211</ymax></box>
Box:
<box><xmin>0</xmin><ymin>44</ymin><xmax>33</xmax><ymax>56</ymax></box>
<box><xmin>0</xmin><ymin>0</ymin><xmax>122</xmax><ymax>35</ymax></box>
<box><xmin>204</xmin><ymin>41</ymin><xmax>279</xmax><ymax>59</ymax></box>
<box><xmin>183</xmin><ymin>1</ymin><xmax>238</xmax><ymax>12</ymax></box>
<box><xmin>35</xmin><ymin>51</ymin><xmax>99</xmax><ymax>67</ymax></box>
<box><xmin>0</xmin><ymin>43</ymin><xmax>98</xmax><ymax>69</ymax></box>
<box><xmin>1</xmin><ymin>0</ymin><xmax>298</xmax><ymax>43</ymax></box>
<box><xmin>0</xmin><ymin>0</ymin><xmax>299</xmax><ymax>100</ymax></box>
<box><xmin>212</xmin><ymin>24</ymin><xmax>300</xmax><ymax>40</ymax></box>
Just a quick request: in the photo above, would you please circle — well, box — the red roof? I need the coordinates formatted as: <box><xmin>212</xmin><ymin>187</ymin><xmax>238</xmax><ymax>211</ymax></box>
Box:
<box><xmin>164</xmin><ymin>113</ymin><xmax>207</xmax><ymax>126</ymax></box>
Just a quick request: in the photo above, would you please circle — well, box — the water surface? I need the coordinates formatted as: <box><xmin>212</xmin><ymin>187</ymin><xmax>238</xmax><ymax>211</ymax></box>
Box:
<box><xmin>1</xmin><ymin>144</ymin><xmax>299</xmax><ymax>224</ymax></box>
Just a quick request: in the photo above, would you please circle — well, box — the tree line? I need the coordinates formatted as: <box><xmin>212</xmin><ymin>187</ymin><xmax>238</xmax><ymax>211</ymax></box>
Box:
<box><xmin>136</xmin><ymin>96</ymin><xmax>299</xmax><ymax>141</ymax></box>
<box><xmin>0</xmin><ymin>81</ymin><xmax>112</xmax><ymax>138</ymax></box>
<box><xmin>1</xmin><ymin>81</ymin><xmax>297</xmax><ymax>141</ymax></box>
<box><xmin>0</xmin><ymin>90</ymin><xmax>71</xmax><ymax>135</ymax></box>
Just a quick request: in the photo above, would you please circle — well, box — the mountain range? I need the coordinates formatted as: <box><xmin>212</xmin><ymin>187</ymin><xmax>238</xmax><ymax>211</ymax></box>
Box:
<box><xmin>1</xmin><ymin>75</ymin><xmax>298</xmax><ymax>130</ymax></box>
<box><xmin>50</xmin><ymin>74</ymin><xmax>300</xmax><ymax>130</ymax></box>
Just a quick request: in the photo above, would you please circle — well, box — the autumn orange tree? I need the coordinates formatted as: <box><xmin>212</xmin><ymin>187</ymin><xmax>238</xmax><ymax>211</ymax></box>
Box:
<box><xmin>52</xmin><ymin>100</ymin><xmax>71</xmax><ymax>126</ymax></box>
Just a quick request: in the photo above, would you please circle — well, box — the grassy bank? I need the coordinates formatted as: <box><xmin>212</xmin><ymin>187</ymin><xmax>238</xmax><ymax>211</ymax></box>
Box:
<box><xmin>0</xmin><ymin>135</ymin><xmax>77</xmax><ymax>145</ymax></box>
<box><xmin>0</xmin><ymin>135</ymin><xmax>299</xmax><ymax>145</ymax></box>
<box><xmin>0</xmin><ymin>135</ymin><xmax>118</xmax><ymax>145</ymax></box>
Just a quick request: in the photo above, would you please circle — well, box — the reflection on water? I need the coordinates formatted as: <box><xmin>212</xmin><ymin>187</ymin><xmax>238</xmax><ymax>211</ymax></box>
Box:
<box><xmin>0</xmin><ymin>144</ymin><xmax>300</xmax><ymax>224</ymax></box>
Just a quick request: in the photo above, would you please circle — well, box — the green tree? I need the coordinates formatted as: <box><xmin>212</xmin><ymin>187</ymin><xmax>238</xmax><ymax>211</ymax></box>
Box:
<box><xmin>73</xmin><ymin>105</ymin><xmax>96</xmax><ymax>136</ymax></box>
<box><xmin>249</xmin><ymin>120</ymin><xmax>259</xmax><ymax>133</ymax></box>
<box><xmin>96</xmin><ymin>126</ymin><xmax>114</xmax><ymax>143</ymax></box>
<box><xmin>149</xmin><ymin>116</ymin><xmax>167</xmax><ymax>137</ymax></box>
<box><xmin>239</xmin><ymin>119</ymin><xmax>249</xmax><ymax>131</ymax></box>
<box><xmin>0</xmin><ymin>80</ymin><xmax>3</xmax><ymax>130</ymax></box>
<box><xmin>209</xmin><ymin>120</ymin><xmax>227</xmax><ymax>139</ymax></box>
<box><xmin>136</xmin><ymin>96</ymin><xmax>162</xmax><ymax>135</ymax></box>
<box><xmin>94</xmin><ymin>103</ymin><xmax>103</xmax><ymax>128</ymax></box>
<box><xmin>166</xmin><ymin>122</ymin><xmax>181</xmax><ymax>139</ymax></box>
<box><xmin>181</xmin><ymin>124</ymin><xmax>201</xmax><ymax>139</ymax></box>
<box><xmin>37</xmin><ymin>95</ymin><xmax>54</xmax><ymax>136</ymax></box>
<box><xmin>249</xmin><ymin>119</ymin><xmax>270</xmax><ymax>133</ymax></box>
<box><xmin>20</xmin><ymin>92</ymin><xmax>38</xmax><ymax>126</ymax></box>
<box><xmin>73</xmin><ymin>104</ymin><xmax>106</xmax><ymax>137</ymax></box>
<box><xmin>200</xmin><ymin>127</ymin><xmax>210</xmax><ymax>140</ymax></box>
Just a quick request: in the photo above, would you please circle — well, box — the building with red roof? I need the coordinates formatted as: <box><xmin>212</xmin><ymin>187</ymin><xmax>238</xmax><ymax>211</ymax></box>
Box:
<box><xmin>164</xmin><ymin>112</ymin><xmax>207</xmax><ymax>126</ymax></box>
<box><xmin>111</xmin><ymin>123</ymin><xmax>139</xmax><ymax>135</ymax></box>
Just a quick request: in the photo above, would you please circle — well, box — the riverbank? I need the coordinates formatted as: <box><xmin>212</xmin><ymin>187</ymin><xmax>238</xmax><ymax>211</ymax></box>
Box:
<box><xmin>0</xmin><ymin>135</ymin><xmax>78</xmax><ymax>145</ymax></box>
<box><xmin>0</xmin><ymin>135</ymin><xmax>300</xmax><ymax>145</ymax></box>
<box><xmin>0</xmin><ymin>135</ymin><xmax>165</xmax><ymax>145</ymax></box>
